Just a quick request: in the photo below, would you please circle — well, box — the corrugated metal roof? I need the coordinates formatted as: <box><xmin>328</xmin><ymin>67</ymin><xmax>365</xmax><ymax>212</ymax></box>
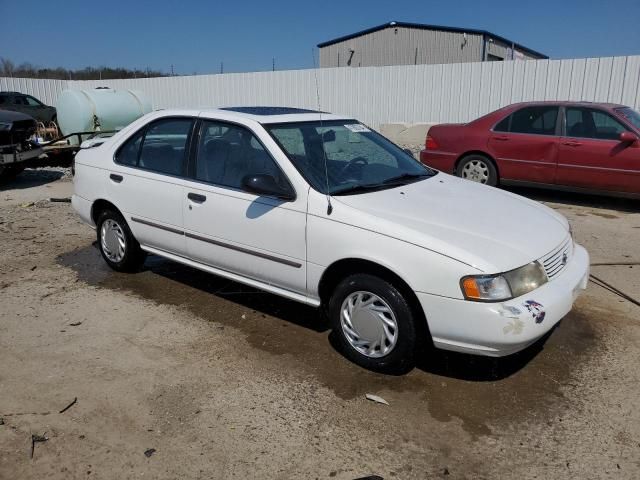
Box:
<box><xmin>317</xmin><ymin>21</ymin><xmax>548</xmax><ymax>59</ymax></box>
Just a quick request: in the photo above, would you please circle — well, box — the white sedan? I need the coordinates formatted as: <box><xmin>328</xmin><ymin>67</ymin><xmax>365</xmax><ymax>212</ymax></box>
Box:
<box><xmin>72</xmin><ymin>106</ymin><xmax>590</xmax><ymax>372</ymax></box>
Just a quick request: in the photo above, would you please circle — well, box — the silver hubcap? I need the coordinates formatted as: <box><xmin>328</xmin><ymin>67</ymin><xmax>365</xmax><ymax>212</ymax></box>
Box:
<box><xmin>461</xmin><ymin>159</ymin><xmax>489</xmax><ymax>183</ymax></box>
<box><xmin>340</xmin><ymin>291</ymin><xmax>398</xmax><ymax>358</ymax></box>
<box><xmin>101</xmin><ymin>219</ymin><xmax>126</xmax><ymax>262</ymax></box>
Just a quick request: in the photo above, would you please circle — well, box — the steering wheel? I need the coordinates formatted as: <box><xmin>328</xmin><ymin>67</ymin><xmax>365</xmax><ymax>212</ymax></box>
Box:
<box><xmin>338</xmin><ymin>157</ymin><xmax>368</xmax><ymax>179</ymax></box>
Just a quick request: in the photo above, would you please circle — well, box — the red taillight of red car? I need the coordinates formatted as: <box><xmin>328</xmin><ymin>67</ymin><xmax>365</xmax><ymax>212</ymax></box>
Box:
<box><xmin>425</xmin><ymin>134</ymin><xmax>439</xmax><ymax>150</ymax></box>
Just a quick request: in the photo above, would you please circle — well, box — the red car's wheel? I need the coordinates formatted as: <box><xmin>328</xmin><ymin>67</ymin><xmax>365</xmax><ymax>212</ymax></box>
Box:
<box><xmin>457</xmin><ymin>154</ymin><xmax>498</xmax><ymax>186</ymax></box>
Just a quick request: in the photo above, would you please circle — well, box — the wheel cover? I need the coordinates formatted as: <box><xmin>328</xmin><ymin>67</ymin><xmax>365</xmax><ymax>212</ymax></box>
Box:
<box><xmin>340</xmin><ymin>291</ymin><xmax>398</xmax><ymax>358</ymax></box>
<box><xmin>461</xmin><ymin>159</ymin><xmax>489</xmax><ymax>183</ymax></box>
<box><xmin>101</xmin><ymin>219</ymin><xmax>126</xmax><ymax>262</ymax></box>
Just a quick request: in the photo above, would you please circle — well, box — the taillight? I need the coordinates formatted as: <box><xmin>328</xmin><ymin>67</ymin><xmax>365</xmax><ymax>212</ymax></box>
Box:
<box><xmin>425</xmin><ymin>134</ymin><xmax>439</xmax><ymax>150</ymax></box>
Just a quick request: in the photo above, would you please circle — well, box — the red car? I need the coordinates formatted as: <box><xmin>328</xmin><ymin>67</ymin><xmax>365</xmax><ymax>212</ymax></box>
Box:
<box><xmin>420</xmin><ymin>101</ymin><xmax>640</xmax><ymax>198</ymax></box>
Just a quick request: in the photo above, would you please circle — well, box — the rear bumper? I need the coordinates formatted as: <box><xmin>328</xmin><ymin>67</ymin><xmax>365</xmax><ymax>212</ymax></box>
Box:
<box><xmin>0</xmin><ymin>145</ymin><xmax>43</xmax><ymax>165</ymax></box>
<box><xmin>72</xmin><ymin>194</ymin><xmax>95</xmax><ymax>228</ymax></box>
<box><xmin>417</xmin><ymin>244</ymin><xmax>590</xmax><ymax>357</ymax></box>
<box><xmin>419</xmin><ymin>150</ymin><xmax>457</xmax><ymax>172</ymax></box>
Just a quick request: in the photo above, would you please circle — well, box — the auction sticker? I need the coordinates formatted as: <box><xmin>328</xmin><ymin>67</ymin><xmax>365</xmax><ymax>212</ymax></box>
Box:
<box><xmin>344</xmin><ymin>123</ymin><xmax>371</xmax><ymax>133</ymax></box>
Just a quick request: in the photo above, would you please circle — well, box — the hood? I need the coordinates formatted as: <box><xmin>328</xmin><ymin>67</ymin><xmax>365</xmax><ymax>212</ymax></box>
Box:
<box><xmin>333</xmin><ymin>173</ymin><xmax>569</xmax><ymax>273</ymax></box>
<box><xmin>0</xmin><ymin>109</ymin><xmax>35</xmax><ymax>122</ymax></box>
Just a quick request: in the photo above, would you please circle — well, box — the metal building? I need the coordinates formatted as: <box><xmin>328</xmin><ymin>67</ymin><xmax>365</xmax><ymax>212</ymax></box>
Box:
<box><xmin>318</xmin><ymin>21</ymin><xmax>547</xmax><ymax>68</ymax></box>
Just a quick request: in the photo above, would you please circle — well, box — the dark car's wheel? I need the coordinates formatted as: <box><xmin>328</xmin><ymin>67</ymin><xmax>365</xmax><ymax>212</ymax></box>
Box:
<box><xmin>328</xmin><ymin>273</ymin><xmax>418</xmax><ymax>373</ymax></box>
<box><xmin>96</xmin><ymin>209</ymin><xmax>146</xmax><ymax>272</ymax></box>
<box><xmin>457</xmin><ymin>154</ymin><xmax>498</xmax><ymax>186</ymax></box>
<box><xmin>0</xmin><ymin>164</ymin><xmax>25</xmax><ymax>183</ymax></box>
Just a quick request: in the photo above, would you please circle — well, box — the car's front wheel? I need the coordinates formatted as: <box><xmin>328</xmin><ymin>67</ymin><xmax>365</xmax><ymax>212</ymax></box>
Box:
<box><xmin>457</xmin><ymin>154</ymin><xmax>498</xmax><ymax>186</ymax></box>
<box><xmin>96</xmin><ymin>209</ymin><xmax>146</xmax><ymax>272</ymax></box>
<box><xmin>328</xmin><ymin>273</ymin><xmax>418</xmax><ymax>373</ymax></box>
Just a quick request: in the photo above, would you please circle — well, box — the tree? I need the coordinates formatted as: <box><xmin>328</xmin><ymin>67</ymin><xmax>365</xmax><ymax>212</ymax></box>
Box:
<box><xmin>0</xmin><ymin>58</ymin><xmax>166</xmax><ymax>80</ymax></box>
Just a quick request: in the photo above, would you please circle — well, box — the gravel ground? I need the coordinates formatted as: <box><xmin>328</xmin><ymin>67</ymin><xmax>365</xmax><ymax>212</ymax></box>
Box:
<box><xmin>0</xmin><ymin>168</ymin><xmax>639</xmax><ymax>479</ymax></box>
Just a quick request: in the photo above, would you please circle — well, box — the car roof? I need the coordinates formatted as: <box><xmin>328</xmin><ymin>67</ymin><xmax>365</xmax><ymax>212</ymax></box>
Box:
<box><xmin>504</xmin><ymin>100</ymin><xmax>627</xmax><ymax>109</ymax></box>
<box><xmin>197</xmin><ymin>106</ymin><xmax>354</xmax><ymax>124</ymax></box>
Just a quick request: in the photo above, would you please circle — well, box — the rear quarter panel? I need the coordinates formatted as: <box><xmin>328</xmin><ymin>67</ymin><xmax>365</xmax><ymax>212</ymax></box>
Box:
<box><xmin>421</xmin><ymin>121</ymin><xmax>496</xmax><ymax>173</ymax></box>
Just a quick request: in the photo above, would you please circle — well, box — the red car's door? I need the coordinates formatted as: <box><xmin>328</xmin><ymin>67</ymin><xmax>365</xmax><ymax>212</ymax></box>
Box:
<box><xmin>488</xmin><ymin>105</ymin><xmax>560</xmax><ymax>184</ymax></box>
<box><xmin>557</xmin><ymin>107</ymin><xmax>640</xmax><ymax>194</ymax></box>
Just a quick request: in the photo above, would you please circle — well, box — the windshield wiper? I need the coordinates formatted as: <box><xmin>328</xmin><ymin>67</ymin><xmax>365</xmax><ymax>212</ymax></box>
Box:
<box><xmin>331</xmin><ymin>183</ymin><xmax>391</xmax><ymax>196</ymax></box>
<box><xmin>381</xmin><ymin>172</ymin><xmax>434</xmax><ymax>185</ymax></box>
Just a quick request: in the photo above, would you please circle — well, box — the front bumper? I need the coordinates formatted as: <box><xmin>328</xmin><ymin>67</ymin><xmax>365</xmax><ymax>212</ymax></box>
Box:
<box><xmin>417</xmin><ymin>244</ymin><xmax>590</xmax><ymax>357</ymax></box>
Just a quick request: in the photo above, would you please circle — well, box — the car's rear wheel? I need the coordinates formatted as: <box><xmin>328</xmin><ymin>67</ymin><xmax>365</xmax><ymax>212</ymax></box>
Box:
<box><xmin>457</xmin><ymin>154</ymin><xmax>498</xmax><ymax>186</ymax></box>
<box><xmin>96</xmin><ymin>209</ymin><xmax>146</xmax><ymax>272</ymax></box>
<box><xmin>328</xmin><ymin>273</ymin><xmax>418</xmax><ymax>373</ymax></box>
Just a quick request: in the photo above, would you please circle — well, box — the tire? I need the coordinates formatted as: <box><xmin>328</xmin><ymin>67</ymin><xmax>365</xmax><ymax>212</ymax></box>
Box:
<box><xmin>0</xmin><ymin>164</ymin><xmax>25</xmax><ymax>183</ymax></box>
<box><xmin>457</xmin><ymin>154</ymin><xmax>498</xmax><ymax>186</ymax></box>
<box><xmin>328</xmin><ymin>273</ymin><xmax>418</xmax><ymax>373</ymax></box>
<box><xmin>96</xmin><ymin>209</ymin><xmax>146</xmax><ymax>272</ymax></box>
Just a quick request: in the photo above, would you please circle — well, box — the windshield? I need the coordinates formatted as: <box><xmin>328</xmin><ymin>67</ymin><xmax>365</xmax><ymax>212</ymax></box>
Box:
<box><xmin>615</xmin><ymin>107</ymin><xmax>640</xmax><ymax>130</ymax></box>
<box><xmin>266</xmin><ymin>120</ymin><xmax>436</xmax><ymax>195</ymax></box>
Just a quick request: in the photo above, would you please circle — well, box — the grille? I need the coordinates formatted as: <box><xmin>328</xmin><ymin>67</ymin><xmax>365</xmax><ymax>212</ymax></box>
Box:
<box><xmin>540</xmin><ymin>237</ymin><xmax>573</xmax><ymax>280</ymax></box>
<box><xmin>11</xmin><ymin>119</ymin><xmax>36</xmax><ymax>136</ymax></box>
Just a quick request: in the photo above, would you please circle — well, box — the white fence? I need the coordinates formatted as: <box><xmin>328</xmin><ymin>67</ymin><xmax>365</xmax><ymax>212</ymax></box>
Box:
<box><xmin>3</xmin><ymin>55</ymin><xmax>640</xmax><ymax>128</ymax></box>
<box><xmin>0</xmin><ymin>77</ymin><xmax>68</xmax><ymax>107</ymax></box>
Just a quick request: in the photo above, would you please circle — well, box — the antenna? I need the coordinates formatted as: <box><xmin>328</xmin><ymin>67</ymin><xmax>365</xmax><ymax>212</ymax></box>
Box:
<box><xmin>311</xmin><ymin>48</ymin><xmax>333</xmax><ymax>215</ymax></box>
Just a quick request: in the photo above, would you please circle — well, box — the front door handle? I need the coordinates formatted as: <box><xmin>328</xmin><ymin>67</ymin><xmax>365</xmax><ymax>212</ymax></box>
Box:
<box><xmin>187</xmin><ymin>192</ymin><xmax>206</xmax><ymax>203</ymax></box>
<box><xmin>562</xmin><ymin>141</ymin><xmax>582</xmax><ymax>147</ymax></box>
<box><xmin>109</xmin><ymin>173</ymin><xmax>123</xmax><ymax>183</ymax></box>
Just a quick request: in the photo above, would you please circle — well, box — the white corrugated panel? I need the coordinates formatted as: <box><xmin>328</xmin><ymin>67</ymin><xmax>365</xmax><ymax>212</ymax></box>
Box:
<box><xmin>594</xmin><ymin>56</ymin><xmax>614</xmax><ymax>102</ymax></box>
<box><xmin>582</xmin><ymin>58</ymin><xmax>600</xmax><ymax>100</ymax></box>
<box><xmin>545</xmin><ymin>60</ymin><xmax>561</xmax><ymax>100</ymax></box>
<box><xmin>568</xmin><ymin>58</ymin><xmax>586</xmax><ymax>100</ymax></box>
<box><xmin>607</xmin><ymin>57</ymin><xmax>627</xmax><ymax>104</ymax></box>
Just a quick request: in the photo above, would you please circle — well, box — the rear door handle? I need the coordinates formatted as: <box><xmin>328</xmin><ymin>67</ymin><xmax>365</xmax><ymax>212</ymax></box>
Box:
<box><xmin>562</xmin><ymin>141</ymin><xmax>582</xmax><ymax>147</ymax></box>
<box><xmin>109</xmin><ymin>173</ymin><xmax>123</xmax><ymax>183</ymax></box>
<box><xmin>187</xmin><ymin>192</ymin><xmax>206</xmax><ymax>203</ymax></box>
<box><xmin>492</xmin><ymin>135</ymin><xmax>509</xmax><ymax>141</ymax></box>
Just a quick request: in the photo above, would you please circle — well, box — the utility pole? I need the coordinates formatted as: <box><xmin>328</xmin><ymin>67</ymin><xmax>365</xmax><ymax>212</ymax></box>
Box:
<box><xmin>220</xmin><ymin>62</ymin><xmax>223</xmax><ymax>74</ymax></box>
<box><xmin>170</xmin><ymin>64</ymin><xmax>174</xmax><ymax>76</ymax></box>
<box><xmin>272</xmin><ymin>58</ymin><xmax>275</xmax><ymax>71</ymax></box>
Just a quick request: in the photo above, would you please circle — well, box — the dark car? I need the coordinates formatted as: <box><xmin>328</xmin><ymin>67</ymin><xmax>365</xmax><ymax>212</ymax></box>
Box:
<box><xmin>0</xmin><ymin>91</ymin><xmax>57</xmax><ymax>124</ymax></box>
<box><xmin>0</xmin><ymin>109</ymin><xmax>41</xmax><ymax>181</ymax></box>
<box><xmin>420</xmin><ymin>101</ymin><xmax>640</xmax><ymax>199</ymax></box>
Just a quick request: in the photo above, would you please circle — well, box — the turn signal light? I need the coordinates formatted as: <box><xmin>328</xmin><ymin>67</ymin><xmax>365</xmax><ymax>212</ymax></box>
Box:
<box><xmin>461</xmin><ymin>277</ymin><xmax>481</xmax><ymax>299</ymax></box>
<box><xmin>425</xmin><ymin>134</ymin><xmax>439</xmax><ymax>150</ymax></box>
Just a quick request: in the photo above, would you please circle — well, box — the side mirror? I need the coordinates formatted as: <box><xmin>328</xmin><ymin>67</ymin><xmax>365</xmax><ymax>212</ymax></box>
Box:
<box><xmin>241</xmin><ymin>174</ymin><xmax>295</xmax><ymax>201</ymax></box>
<box><xmin>619</xmin><ymin>131</ymin><xmax>638</xmax><ymax>144</ymax></box>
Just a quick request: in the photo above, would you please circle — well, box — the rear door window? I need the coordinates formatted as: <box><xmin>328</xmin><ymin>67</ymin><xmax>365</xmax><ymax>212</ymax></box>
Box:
<box><xmin>494</xmin><ymin>106</ymin><xmax>559</xmax><ymax>136</ymax></box>
<box><xmin>115</xmin><ymin>118</ymin><xmax>193</xmax><ymax>175</ymax></box>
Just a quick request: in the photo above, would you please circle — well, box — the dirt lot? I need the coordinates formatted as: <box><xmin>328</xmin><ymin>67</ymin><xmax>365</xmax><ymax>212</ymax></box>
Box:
<box><xmin>1</xmin><ymin>169</ymin><xmax>639</xmax><ymax>479</ymax></box>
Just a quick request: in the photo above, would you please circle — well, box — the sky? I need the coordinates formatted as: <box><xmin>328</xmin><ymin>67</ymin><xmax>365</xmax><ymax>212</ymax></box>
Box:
<box><xmin>1</xmin><ymin>0</ymin><xmax>639</xmax><ymax>75</ymax></box>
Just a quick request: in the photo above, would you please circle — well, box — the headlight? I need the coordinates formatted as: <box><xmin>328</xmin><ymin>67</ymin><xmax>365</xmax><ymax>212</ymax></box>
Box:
<box><xmin>461</xmin><ymin>261</ymin><xmax>548</xmax><ymax>302</ymax></box>
<box><xmin>0</xmin><ymin>122</ymin><xmax>12</xmax><ymax>131</ymax></box>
